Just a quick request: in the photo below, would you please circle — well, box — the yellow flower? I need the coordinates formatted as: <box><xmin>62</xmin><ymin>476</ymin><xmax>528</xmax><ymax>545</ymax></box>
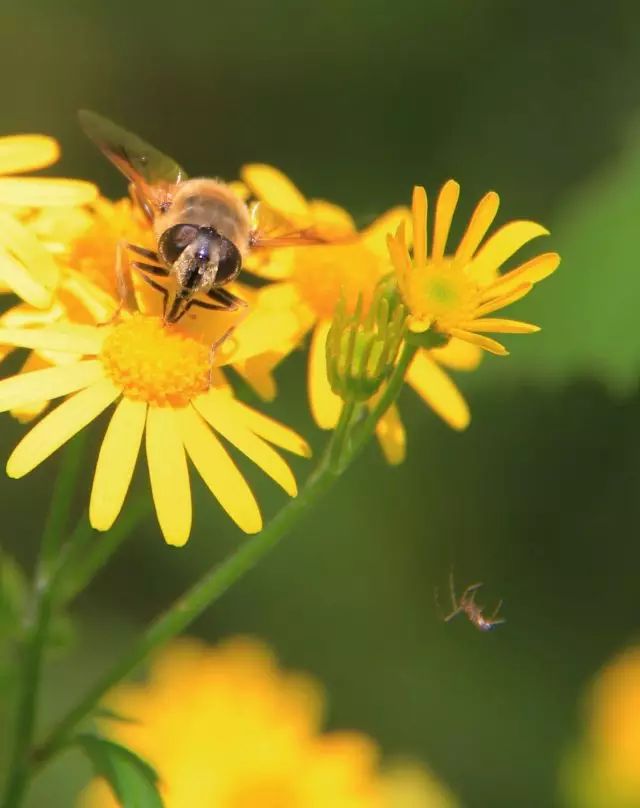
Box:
<box><xmin>240</xmin><ymin>165</ymin><xmax>411</xmax><ymax>453</ymax></box>
<box><xmin>0</xmin><ymin>314</ymin><xmax>310</xmax><ymax>545</ymax></box>
<box><xmin>0</xmin><ymin>194</ymin><xmax>304</xmax><ymax>420</ymax></box>
<box><xmin>0</xmin><ymin>134</ymin><xmax>97</xmax><ymax>309</ymax></box>
<box><xmin>388</xmin><ymin>182</ymin><xmax>560</xmax><ymax>355</ymax></box>
<box><xmin>561</xmin><ymin>645</ymin><xmax>640</xmax><ymax>808</ymax></box>
<box><xmin>380</xmin><ymin>182</ymin><xmax>559</xmax><ymax>442</ymax></box>
<box><xmin>79</xmin><ymin>637</ymin><xmax>457</xmax><ymax>808</ymax></box>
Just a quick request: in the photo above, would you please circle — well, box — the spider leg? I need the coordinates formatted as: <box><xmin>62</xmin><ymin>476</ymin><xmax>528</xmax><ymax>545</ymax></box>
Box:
<box><xmin>489</xmin><ymin>599</ymin><xmax>504</xmax><ymax>621</ymax></box>
<box><xmin>443</xmin><ymin>607</ymin><xmax>463</xmax><ymax>623</ymax></box>
<box><xmin>448</xmin><ymin>570</ymin><xmax>458</xmax><ymax>612</ymax></box>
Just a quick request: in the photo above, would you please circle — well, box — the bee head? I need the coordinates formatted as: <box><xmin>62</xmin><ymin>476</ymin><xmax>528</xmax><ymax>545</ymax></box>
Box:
<box><xmin>158</xmin><ymin>224</ymin><xmax>242</xmax><ymax>285</ymax></box>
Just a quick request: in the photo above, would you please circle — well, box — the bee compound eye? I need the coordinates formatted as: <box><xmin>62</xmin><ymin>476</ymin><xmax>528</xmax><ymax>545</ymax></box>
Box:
<box><xmin>158</xmin><ymin>224</ymin><xmax>199</xmax><ymax>264</ymax></box>
<box><xmin>216</xmin><ymin>239</ymin><xmax>242</xmax><ymax>284</ymax></box>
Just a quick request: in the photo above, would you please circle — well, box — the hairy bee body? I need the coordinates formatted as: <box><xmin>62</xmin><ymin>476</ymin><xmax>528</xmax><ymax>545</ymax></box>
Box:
<box><xmin>154</xmin><ymin>178</ymin><xmax>252</xmax><ymax>256</ymax></box>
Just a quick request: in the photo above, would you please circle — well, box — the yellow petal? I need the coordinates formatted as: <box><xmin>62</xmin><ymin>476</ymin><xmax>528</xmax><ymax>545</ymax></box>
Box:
<box><xmin>308</xmin><ymin>321</ymin><xmax>343</xmax><ymax>429</ymax></box>
<box><xmin>194</xmin><ymin>394</ymin><xmax>297</xmax><ymax>496</ymax></box>
<box><xmin>0</xmin><ymin>323</ymin><xmax>104</xmax><ymax>355</ymax></box>
<box><xmin>0</xmin><ymin>178</ymin><xmax>97</xmax><ymax>208</ymax></box>
<box><xmin>412</xmin><ymin>186</ymin><xmax>428</xmax><ymax>266</ymax></box>
<box><xmin>0</xmin><ymin>246</ymin><xmax>53</xmax><ymax>309</ymax></box>
<box><xmin>387</xmin><ymin>229</ymin><xmax>412</xmax><ymax>296</ymax></box>
<box><xmin>90</xmin><ymin>397</ymin><xmax>147</xmax><ymax>532</ymax></box>
<box><xmin>7</xmin><ymin>378</ymin><xmax>119</xmax><ymax>477</ymax></box>
<box><xmin>0</xmin><ymin>359</ymin><xmax>104</xmax><ymax>413</ymax></box>
<box><xmin>432</xmin><ymin>180</ymin><xmax>460</xmax><ymax>260</ymax></box>
<box><xmin>179</xmin><ymin>405</ymin><xmax>262</xmax><ymax>534</ymax></box>
<box><xmin>480</xmin><ymin>252</ymin><xmax>560</xmax><ymax>298</ymax></box>
<box><xmin>374</xmin><ymin>403</ymin><xmax>406</xmax><ymax>465</ymax></box>
<box><xmin>0</xmin><ymin>134</ymin><xmax>59</xmax><ymax>174</ymax></box>
<box><xmin>10</xmin><ymin>352</ymin><xmax>52</xmax><ymax>423</ymax></box>
<box><xmin>469</xmin><ymin>221</ymin><xmax>549</xmax><ymax>283</ymax></box>
<box><xmin>221</xmin><ymin>396</ymin><xmax>311</xmax><ymax>457</ymax></box>
<box><xmin>455</xmin><ymin>191</ymin><xmax>500</xmax><ymax>265</ymax></box>
<box><xmin>0</xmin><ymin>211</ymin><xmax>59</xmax><ymax>304</ymax></box>
<box><xmin>406</xmin><ymin>350</ymin><xmax>470</xmax><ymax>430</ymax></box>
<box><xmin>234</xmin><ymin>359</ymin><xmax>278</xmax><ymax>401</ymax></box>
<box><xmin>475</xmin><ymin>282</ymin><xmax>533</xmax><ymax>316</ymax></box>
<box><xmin>458</xmin><ymin>317</ymin><xmax>540</xmax><ymax>334</ymax></box>
<box><xmin>241</xmin><ymin>164</ymin><xmax>309</xmax><ymax>218</ymax></box>
<box><xmin>361</xmin><ymin>206</ymin><xmax>411</xmax><ymax>259</ymax></box>
<box><xmin>145</xmin><ymin>406</ymin><xmax>191</xmax><ymax>546</ymax></box>
<box><xmin>431</xmin><ymin>338</ymin><xmax>482</xmax><ymax>371</ymax></box>
<box><xmin>447</xmin><ymin>328</ymin><xmax>509</xmax><ymax>356</ymax></box>
<box><xmin>308</xmin><ymin>199</ymin><xmax>355</xmax><ymax>235</ymax></box>
<box><xmin>60</xmin><ymin>270</ymin><xmax>119</xmax><ymax>323</ymax></box>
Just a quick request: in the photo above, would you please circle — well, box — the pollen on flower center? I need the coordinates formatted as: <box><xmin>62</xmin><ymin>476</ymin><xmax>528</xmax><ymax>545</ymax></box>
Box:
<box><xmin>100</xmin><ymin>314</ymin><xmax>210</xmax><ymax>407</ymax></box>
<box><xmin>292</xmin><ymin>243</ymin><xmax>381</xmax><ymax>320</ymax></box>
<box><xmin>405</xmin><ymin>258</ymin><xmax>478</xmax><ymax>325</ymax></box>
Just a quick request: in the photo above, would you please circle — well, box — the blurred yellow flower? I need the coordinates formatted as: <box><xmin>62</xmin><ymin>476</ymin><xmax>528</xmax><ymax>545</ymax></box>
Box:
<box><xmin>561</xmin><ymin>645</ymin><xmax>640</xmax><ymax>808</ymax></box>
<box><xmin>0</xmin><ymin>133</ymin><xmax>97</xmax><ymax>309</ymax></box>
<box><xmin>0</xmin><ymin>314</ymin><xmax>310</xmax><ymax>545</ymax></box>
<box><xmin>79</xmin><ymin>637</ymin><xmax>458</xmax><ymax>808</ymax></box>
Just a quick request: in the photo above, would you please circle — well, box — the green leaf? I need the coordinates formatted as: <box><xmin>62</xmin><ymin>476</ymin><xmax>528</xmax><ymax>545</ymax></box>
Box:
<box><xmin>0</xmin><ymin>552</ymin><xmax>27</xmax><ymax>639</ymax></box>
<box><xmin>477</xmin><ymin>122</ymin><xmax>640</xmax><ymax>394</ymax></box>
<box><xmin>74</xmin><ymin>734</ymin><xmax>164</xmax><ymax>808</ymax></box>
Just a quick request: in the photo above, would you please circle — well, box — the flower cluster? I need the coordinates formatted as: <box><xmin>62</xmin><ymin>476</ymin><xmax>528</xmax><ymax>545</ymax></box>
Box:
<box><xmin>79</xmin><ymin>637</ymin><xmax>459</xmax><ymax>808</ymax></box>
<box><xmin>0</xmin><ymin>130</ymin><xmax>558</xmax><ymax>544</ymax></box>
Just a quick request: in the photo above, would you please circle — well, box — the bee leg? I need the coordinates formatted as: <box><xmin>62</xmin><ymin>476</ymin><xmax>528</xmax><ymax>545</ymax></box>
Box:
<box><xmin>138</xmin><ymin>273</ymin><xmax>169</xmax><ymax>312</ymax></box>
<box><xmin>205</xmin><ymin>286</ymin><xmax>248</xmax><ymax>311</ymax></box>
<box><xmin>127</xmin><ymin>243</ymin><xmax>161</xmax><ymax>262</ymax></box>
<box><xmin>98</xmin><ymin>239</ymin><xmax>139</xmax><ymax>326</ymax></box>
<box><xmin>131</xmin><ymin>261</ymin><xmax>169</xmax><ymax>276</ymax></box>
<box><xmin>190</xmin><ymin>298</ymin><xmax>232</xmax><ymax>312</ymax></box>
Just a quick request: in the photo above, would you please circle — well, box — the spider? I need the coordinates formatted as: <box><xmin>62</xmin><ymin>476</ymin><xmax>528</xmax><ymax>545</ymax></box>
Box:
<box><xmin>439</xmin><ymin>572</ymin><xmax>506</xmax><ymax>631</ymax></box>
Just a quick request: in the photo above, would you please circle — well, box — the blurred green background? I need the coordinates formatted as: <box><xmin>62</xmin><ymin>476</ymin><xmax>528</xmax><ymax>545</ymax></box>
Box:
<box><xmin>2</xmin><ymin>1</ymin><xmax>640</xmax><ymax>806</ymax></box>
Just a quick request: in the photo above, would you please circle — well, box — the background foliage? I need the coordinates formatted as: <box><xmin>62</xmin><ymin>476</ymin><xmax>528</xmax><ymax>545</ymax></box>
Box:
<box><xmin>1</xmin><ymin>1</ymin><xmax>639</xmax><ymax>806</ymax></box>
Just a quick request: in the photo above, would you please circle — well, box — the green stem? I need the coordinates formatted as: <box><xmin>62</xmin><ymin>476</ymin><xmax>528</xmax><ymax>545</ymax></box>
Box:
<box><xmin>34</xmin><ymin>344</ymin><xmax>417</xmax><ymax>769</ymax></box>
<box><xmin>1</xmin><ymin>436</ymin><xmax>86</xmax><ymax>808</ymax></box>
<box><xmin>328</xmin><ymin>398</ymin><xmax>357</xmax><ymax>471</ymax></box>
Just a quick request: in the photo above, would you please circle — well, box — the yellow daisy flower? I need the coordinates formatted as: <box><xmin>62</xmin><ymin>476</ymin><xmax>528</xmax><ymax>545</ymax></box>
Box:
<box><xmin>79</xmin><ymin>637</ymin><xmax>457</xmax><ymax>808</ymax></box>
<box><xmin>0</xmin><ymin>133</ymin><xmax>97</xmax><ymax>309</ymax></box>
<box><xmin>0</xmin><ymin>314</ymin><xmax>310</xmax><ymax>546</ymax></box>
<box><xmin>388</xmin><ymin>181</ymin><xmax>560</xmax><ymax>355</ymax></box>
<box><xmin>241</xmin><ymin>164</ymin><xmax>410</xmax><ymax>431</ymax></box>
<box><xmin>0</xmin><ymin>193</ymin><xmax>305</xmax><ymax>422</ymax></box>
<box><xmin>382</xmin><ymin>182</ymin><xmax>559</xmax><ymax>440</ymax></box>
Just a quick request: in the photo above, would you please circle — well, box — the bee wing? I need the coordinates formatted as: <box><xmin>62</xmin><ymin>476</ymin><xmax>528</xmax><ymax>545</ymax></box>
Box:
<box><xmin>248</xmin><ymin>204</ymin><xmax>345</xmax><ymax>249</ymax></box>
<box><xmin>78</xmin><ymin>109</ymin><xmax>187</xmax><ymax>216</ymax></box>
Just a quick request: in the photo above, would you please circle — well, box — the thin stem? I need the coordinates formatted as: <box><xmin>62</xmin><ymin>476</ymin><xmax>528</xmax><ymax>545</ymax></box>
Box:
<box><xmin>328</xmin><ymin>398</ymin><xmax>357</xmax><ymax>470</ymax></box>
<box><xmin>1</xmin><ymin>436</ymin><xmax>86</xmax><ymax>808</ymax></box>
<box><xmin>34</xmin><ymin>346</ymin><xmax>416</xmax><ymax>768</ymax></box>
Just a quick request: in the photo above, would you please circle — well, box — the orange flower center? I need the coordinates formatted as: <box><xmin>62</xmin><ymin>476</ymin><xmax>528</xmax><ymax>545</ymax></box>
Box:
<box><xmin>100</xmin><ymin>314</ymin><xmax>210</xmax><ymax>407</ymax></box>
<box><xmin>292</xmin><ymin>243</ymin><xmax>382</xmax><ymax>320</ymax></box>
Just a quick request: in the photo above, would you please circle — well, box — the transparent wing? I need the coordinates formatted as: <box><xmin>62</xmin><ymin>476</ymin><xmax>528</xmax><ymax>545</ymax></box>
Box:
<box><xmin>249</xmin><ymin>201</ymin><xmax>349</xmax><ymax>249</ymax></box>
<box><xmin>78</xmin><ymin>110</ymin><xmax>187</xmax><ymax>215</ymax></box>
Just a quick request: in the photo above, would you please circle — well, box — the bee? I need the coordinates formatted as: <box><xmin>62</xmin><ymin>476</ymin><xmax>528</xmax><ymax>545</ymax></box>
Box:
<box><xmin>79</xmin><ymin>110</ymin><xmax>327</xmax><ymax>324</ymax></box>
